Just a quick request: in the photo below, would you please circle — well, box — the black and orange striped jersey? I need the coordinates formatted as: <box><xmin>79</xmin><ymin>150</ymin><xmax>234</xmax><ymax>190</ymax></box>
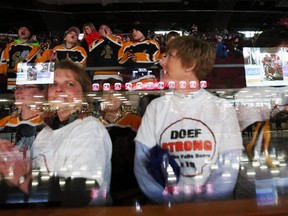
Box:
<box><xmin>0</xmin><ymin>39</ymin><xmax>40</xmax><ymax>74</ymax></box>
<box><xmin>118</xmin><ymin>39</ymin><xmax>161</xmax><ymax>67</ymax></box>
<box><xmin>36</xmin><ymin>44</ymin><xmax>87</xmax><ymax>67</ymax></box>
<box><xmin>87</xmin><ymin>34</ymin><xmax>123</xmax><ymax>67</ymax></box>
<box><xmin>0</xmin><ymin>113</ymin><xmax>43</xmax><ymax>129</ymax></box>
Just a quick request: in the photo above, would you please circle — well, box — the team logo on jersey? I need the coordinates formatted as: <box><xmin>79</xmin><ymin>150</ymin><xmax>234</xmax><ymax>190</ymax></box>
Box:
<box><xmin>159</xmin><ymin>118</ymin><xmax>216</xmax><ymax>177</ymax></box>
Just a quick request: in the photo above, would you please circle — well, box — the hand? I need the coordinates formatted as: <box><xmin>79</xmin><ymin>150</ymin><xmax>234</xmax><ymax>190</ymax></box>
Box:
<box><xmin>50</xmin><ymin>51</ymin><xmax>58</xmax><ymax>62</ymax></box>
<box><xmin>127</xmin><ymin>50</ymin><xmax>136</xmax><ymax>62</ymax></box>
<box><xmin>0</xmin><ymin>139</ymin><xmax>32</xmax><ymax>194</ymax></box>
<box><xmin>66</xmin><ymin>53</ymin><xmax>72</xmax><ymax>61</ymax></box>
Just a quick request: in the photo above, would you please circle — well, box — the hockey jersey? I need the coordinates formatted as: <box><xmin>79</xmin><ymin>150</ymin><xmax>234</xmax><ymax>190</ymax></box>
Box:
<box><xmin>87</xmin><ymin>34</ymin><xmax>122</xmax><ymax>67</ymax></box>
<box><xmin>36</xmin><ymin>44</ymin><xmax>87</xmax><ymax>67</ymax></box>
<box><xmin>118</xmin><ymin>39</ymin><xmax>161</xmax><ymax>67</ymax></box>
<box><xmin>0</xmin><ymin>39</ymin><xmax>40</xmax><ymax>74</ymax></box>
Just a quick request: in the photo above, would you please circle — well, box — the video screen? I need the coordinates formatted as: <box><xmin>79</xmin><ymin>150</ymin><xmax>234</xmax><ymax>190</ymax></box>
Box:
<box><xmin>243</xmin><ymin>47</ymin><xmax>288</xmax><ymax>87</ymax></box>
<box><xmin>16</xmin><ymin>62</ymin><xmax>55</xmax><ymax>84</ymax></box>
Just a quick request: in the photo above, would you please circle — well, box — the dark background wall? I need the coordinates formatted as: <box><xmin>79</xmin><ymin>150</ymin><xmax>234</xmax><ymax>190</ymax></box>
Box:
<box><xmin>0</xmin><ymin>0</ymin><xmax>287</xmax><ymax>35</ymax></box>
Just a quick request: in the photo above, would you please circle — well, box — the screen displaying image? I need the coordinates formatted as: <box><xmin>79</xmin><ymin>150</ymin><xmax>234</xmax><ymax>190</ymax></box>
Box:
<box><xmin>243</xmin><ymin>47</ymin><xmax>288</xmax><ymax>87</ymax></box>
<box><xmin>16</xmin><ymin>62</ymin><xmax>55</xmax><ymax>84</ymax></box>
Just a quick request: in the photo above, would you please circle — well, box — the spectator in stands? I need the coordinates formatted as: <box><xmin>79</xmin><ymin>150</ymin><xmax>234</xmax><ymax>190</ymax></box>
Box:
<box><xmin>0</xmin><ymin>25</ymin><xmax>40</xmax><ymax>92</ymax></box>
<box><xmin>0</xmin><ymin>84</ymin><xmax>45</xmax><ymax>151</ymax></box>
<box><xmin>118</xmin><ymin>22</ymin><xmax>161</xmax><ymax>68</ymax></box>
<box><xmin>215</xmin><ymin>35</ymin><xmax>228</xmax><ymax>59</ymax></box>
<box><xmin>226</xmin><ymin>36</ymin><xmax>243</xmax><ymax>59</ymax></box>
<box><xmin>118</xmin><ymin>22</ymin><xmax>162</xmax><ymax>89</ymax></box>
<box><xmin>36</xmin><ymin>26</ymin><xmax>87</xmax><ymax>67</ymax></box>
<box><xmin>80</xmin><ymin>22</ymin><xmax>99</xmax><ymax>53</ymax></box>
<box><xmin>88</xmin><ymin>24</ymin><xmax>122</xmax><ymax>67</ymax></box>
<box><xmin>161</xmin><ymin>31</ymin><xmax>180</xmax><ymax>57</ymax></box>
<box><xmin>134</xmin><ymin>36</ymin><xmax>243</xmax><ymax>204</ymax></box>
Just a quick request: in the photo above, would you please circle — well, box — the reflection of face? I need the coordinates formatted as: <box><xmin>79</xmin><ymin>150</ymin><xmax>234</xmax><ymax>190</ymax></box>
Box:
<box><xmin>48</xmin><ymin>68</ymin><xmax>84</xmax><ymax>121</ymax></box>
<box><xmin>101</xmin><ymin>91</ymin><xmax>122</xmax><ymax>112</ymax></box>
<box><xmin>14</xmin><ymin>85</ymin><xmax>43</xmax><ymax>106</ymax></box>
<box><xmin>48</xmin><ymin>68</ymin><xmax>84</xmax><ymax>104</ymax></box>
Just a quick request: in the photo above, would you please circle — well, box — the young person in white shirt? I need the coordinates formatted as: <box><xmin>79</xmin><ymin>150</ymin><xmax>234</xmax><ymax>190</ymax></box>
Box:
<box><xmin>134</xmin><ymin>36</ymin><xmax>243</xmax><ymax>204</ymax></box>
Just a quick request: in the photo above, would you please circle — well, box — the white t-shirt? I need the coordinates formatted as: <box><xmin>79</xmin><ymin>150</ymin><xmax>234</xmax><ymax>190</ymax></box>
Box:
<box><xmin>33</xmin><ymin>116</ymin><xmax>112</xmax><ymax>191</ymax></box>
<box><xmin>135</xmin><ymin>89</ymin><xmax>243</xmax><ymax>203</ymax></box>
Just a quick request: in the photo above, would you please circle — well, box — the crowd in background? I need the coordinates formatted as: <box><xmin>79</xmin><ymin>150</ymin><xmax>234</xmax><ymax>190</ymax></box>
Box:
<box><xmin>0</xmin><ymin>23</ymin><xmax>257</xmax><ymax>61</ymax></box>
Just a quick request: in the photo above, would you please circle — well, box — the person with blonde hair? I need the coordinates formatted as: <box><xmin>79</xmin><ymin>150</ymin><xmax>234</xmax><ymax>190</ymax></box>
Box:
<box><xmin>81</xmin><ymin>22</ymin><xmax>99</xmax><ymax>53</ymax></box>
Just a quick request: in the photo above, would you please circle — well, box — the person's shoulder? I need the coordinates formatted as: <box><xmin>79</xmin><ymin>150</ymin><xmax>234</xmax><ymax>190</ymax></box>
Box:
<box><xmin>74</xmin><ymin>45</ymin><xmax>87</xmax><ymax>52</ymax></box>
<box><xmin>106</xmin><ymin>34</ymin><xmax>122</xmax><ymax>43</ymax></box>
<box><xmin>122</xmin><ymin>40</ymin><xmax>133</xmax><ymax>46</ymax></box>
<box><xmin>0</xmin><ymin>115</ymin><xmax>14</xmax><ymax>128</ymax></box>
<box><xmin>203</xmin><ymin>89</ymin><xmax>232</xmax><ymax>105</ymax></box>
<box><xmin>149</xmin><ymin>38</ymin><xmax>160</xmax><ymax>45</ymax></box>
<box><xmin>52</xmin><ymin>44</ymin><xmax>64</xmax><ymax>50</ymax></box>
<box><xmin>81</xmin><ymin>116</ymin><xmax>107</xmax><ymax>128</ymax></box>
<box><xmin>4</xmin><ymin>40</ymin><xmax>17</xmax><ymax>47</ymax></box>
<box><xmin>144</xmin><ymin>95</ymin><xmax>165</xmax><ymax>109</ymax></box>
<box><xmin>125</xmin><ymin>112</ymin><xmax>141</xmax><ymax>118</ymax></box>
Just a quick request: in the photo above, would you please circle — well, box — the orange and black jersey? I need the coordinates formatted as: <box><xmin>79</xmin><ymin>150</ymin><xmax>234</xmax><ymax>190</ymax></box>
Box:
<box><xmin>0</xmin><ymin>114</ymin><xmax>43</xmax><ymax>129</ymax></box>
<box><xmin>36</xmin><ymin>44</ymin><xmax>87</xmax><ymax>67</ymax></box>
<box><xmin>118</xmin><ymin>39</ymin><xmax>161</xmax><ymax>67</ymax></box>
<box><xmin>0</xmin><ymin>39</ymin><xmax>40</xmax><ymax>74</ymax></box>
<box><xmin>87</xmin><ymin>34</ymin><xmax>122</xmax><ymax>67</ymax></box>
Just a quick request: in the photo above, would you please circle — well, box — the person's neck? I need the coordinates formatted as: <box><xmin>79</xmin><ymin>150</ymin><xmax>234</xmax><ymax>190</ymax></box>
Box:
<box><xmin>65</xmin><ymin>42</ymin><xmax>76</xmax><ymax>48</ymax></box>
<box><xmin>174</xmin><ymin>77</ymin><xmax>200</xmax><ymax>95</ymax></box>
<box><xmin>20</xmin><ymin>105</ymin><xmax>39</xmax><ymax>120</ymax></box>
<box><xmin>18</xmin><ymin>38</ymin><xmax>29</xmax><ymax>43</ymax></box>
<box><xmin>138</xmin><ymin>36</ymin><xmax>146</xmax><ymax>42</ymax></box>
<box><xmin>175</xmin><ymin>87</ymin><xmax>200</xmax><ymax>96</ymax></box>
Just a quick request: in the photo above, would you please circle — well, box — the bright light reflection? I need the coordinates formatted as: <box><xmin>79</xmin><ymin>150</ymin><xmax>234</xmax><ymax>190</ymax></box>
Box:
<box><xmin>270</xmin><ymin>169</ymin><xmax>280</xmax><ymax>174</ymax></box>
<box><xmin>247</xmin><ymin>171</ymin><xmax>256</xmax><ymax>176</ymax></box>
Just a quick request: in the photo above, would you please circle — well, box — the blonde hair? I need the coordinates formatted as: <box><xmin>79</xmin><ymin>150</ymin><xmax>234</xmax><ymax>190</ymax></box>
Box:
<box><xmin>82</xmin><ymin>22</ymin><xmax>97</xmax><ymax>36</ymax></box>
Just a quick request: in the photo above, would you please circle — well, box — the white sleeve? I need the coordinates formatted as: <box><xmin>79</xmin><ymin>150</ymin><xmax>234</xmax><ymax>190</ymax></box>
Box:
<box><xmin>134</xmin><ymin>102</ymin><xmax>168</xmax><ymax>203</ymax></box>
<box><xmin>134</xmin><ymin>140</ymin><xmax>167</xmax><ymax>204</ymax></box>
